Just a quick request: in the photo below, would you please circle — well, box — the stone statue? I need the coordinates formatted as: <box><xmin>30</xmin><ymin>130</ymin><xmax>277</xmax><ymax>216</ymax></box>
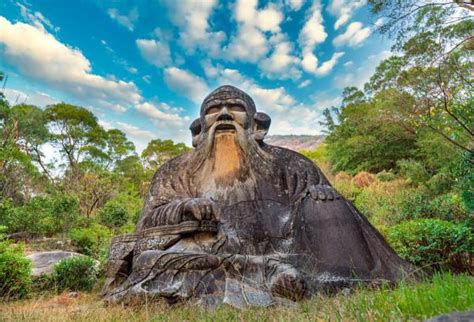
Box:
<box><xmin>104</xmin><ymin>85</ymin><xmax>414</xmax><ymax>307</ymax></box>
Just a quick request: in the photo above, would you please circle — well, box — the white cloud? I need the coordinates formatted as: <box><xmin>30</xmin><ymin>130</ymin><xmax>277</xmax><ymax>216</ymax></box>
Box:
<box><xmin>16</xmin><ymin>2</ymin><xmax>59</xmax><ymax>32</ymax></box>
<box><xmin>301</xmin><ymin>51</ymin><xmax>345</xmax><ymax>76</ymax></box>
<box><xmin>162</xmin><ymin>0</ymin><xmax>225</xmax><ymax>56</ymax></box>
<box><xmin>333</xmin><ymin>22</ymin><xmax>372</xmax><ymax>47</ymax></box>
<box><xmin>259</xmin><ymin>35</ymin><xmax>301</xmax><ymax>79</ymax></box>
<box><xmin>142</xmin><ymin>75</ymin><xmax>152</xmax><ymax>84</ymax></box>
<box><xmin>298</xmin><ymin>1</ymin><xmax>327</xmax><ymax>52</ymax></box>
<box><xmin>225</xmin><ymin>0</ymin><xmax>284</xmax><ymax>63</ymax></box>
<box><xmin>107</xmin><ymin>7</ymin><xmax>138</xmax><ymax>31</ymax></box>
<box><xmin>343</xmin><ymin>61</ymin><xmax>353</xmax><ymax>67</ymax></box>
<box><xmin>116</xmin><ymin>121</ymin><xmax>155</xmax><ymax>151</ymax></box>
<box><xmin>136</xmin><ymin>38</ymin><xmax>172</xmax><ymax>67</ymax></box>
<box><xmin>163</xmin><ymin>67</ymin><xmax>209</xmax><ymax>103</ymax></box>
<box><xmin>0</xmin><ymin>17</ymin><xmax>142</xmax><ymax>110</ymax></box>
<box><xmin>135</xmin><ymin>101</ymin><xmax>184</xmax><ymax>122</ymax></box>
<box><xmin>298</xmin><ymin>79</ymin><xmax>312</xmax><ymax>88</ymax></box>
<box><xmin>286</xmin><ymin>0</ymin><xmax>304</xmax><ymax>11</ymax></box>
<box><xmin>327</xmin><ymin>0</ymin><xmax>366</xmax><ymax>30</ymax></box>
<box><xmin>296</xmin><ymin>1</ymin><xmax>342</xmax><ymax>76</ymax></box>
<box><xmin>4</xmin><ymin>88</ymin><xmax>58</xmax><ymax>107</ymax></box>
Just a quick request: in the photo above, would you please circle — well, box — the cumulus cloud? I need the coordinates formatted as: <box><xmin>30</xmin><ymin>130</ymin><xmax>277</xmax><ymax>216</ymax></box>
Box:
<box><xmin>286</xmin><ymin>0</ymin><xmax>304</xmax><ymax>11</ymax></box>
<box><xmin>298</xmin><ymin>1</ymin><xmax>327</xmax><ymax>52</ymax></box>
<box><xmin>297</xmin><ymin>1</ymin><xmax>342</xmax><ymax>76</ymax></box>
<box><xmin>164</xmin><ymin>67</ymin><xmax>209</xmax><ymax>103</ymax></box>
<box><xmin>107</xmin><ymin>7</ymin><xmax>138</xmax><ymax>31</ymax></box>
<box><xmin>4</xmin><ymin>88</ymin><xmax>58</xmax><ymax>107</ymax></box>
<box><xmin>136</xmin><ymin>101</ymin><xmax>184</xmax><ymax>122</ymax></box>
<box><xmin>327</xmin><ymin>0</ymin><xmax>366</xmax><ymax>30</ymax></box>
<box><xmin>0</xmin><ymin>17</ymin><xmax>142</xmax><ymax>110</ymax></box>
<box><xmin>16</xmin><ymin>2</ymin><xmax>59</xmax><ymax>32</ymax></box>
<box><xmin>225</xmin><ymin>0</ymin><xmax>284</xmax><ymax>63</ymax></box>
<box><xmin>297</xmin><ymin>79</ymin><xmax>312</xmax><ymax>88</ymax></box>
<box><xmin>333</xmin><ymin>22</ymin><xmax>372</xmax><ymax>47</ymax></box>
<box><xmin>136</xmin><ymin>38</ymin><xmax>172</xmax><ymax>67</ymax></box>
<box><xmin>259</xmin><ymin>35</ymin><xmax>301</xmax><ymax>79</ymax></box>
<box><xmin>301</xmin><ymin>51</ymin><xmax>345</xmax><ymax>76</ymax></box>
<box><xmin>162</xmin><ymin>0</ymin><xmax>225</xmax><ymax>56</ymax></box>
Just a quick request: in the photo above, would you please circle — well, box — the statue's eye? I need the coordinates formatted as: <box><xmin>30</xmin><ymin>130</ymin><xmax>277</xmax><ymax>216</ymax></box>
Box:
<box><xmin>229</xmin><ymin>105</ymin><xmax>245</xmax><ymax>112</ymax></box>
<box><xmin>206</xmin><ymin>107</ymin><xmax>220</xmax><ymax>115</ymax></box>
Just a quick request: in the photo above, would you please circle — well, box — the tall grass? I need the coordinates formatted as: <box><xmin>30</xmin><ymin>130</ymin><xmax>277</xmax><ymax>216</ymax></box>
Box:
<box><xmin>1</xmin><ymin>273</ymin><xmax>472</xmax><ymax>321</ymax></box>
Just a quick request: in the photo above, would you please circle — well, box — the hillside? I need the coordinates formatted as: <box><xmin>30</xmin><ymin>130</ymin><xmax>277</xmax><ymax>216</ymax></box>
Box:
<box><xmin>264</xmin><ymin>134</ymin><xmax>324</xmax><ymax>151</ymax></box>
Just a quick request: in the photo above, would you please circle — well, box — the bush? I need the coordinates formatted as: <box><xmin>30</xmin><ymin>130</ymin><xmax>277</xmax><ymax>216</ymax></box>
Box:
<box><xmin>399</xmin><ymin>191</ymin><xmax>470</xmax><ymax>222</ymax></box>
<box><xmin>53</xmin><ymin>256</ymin><xmax>98</xmax><ymax>291</ymax></box>
<box><xmin>0</xmin><ymin>194</ymin><xmax>79</xmax><ymax>237</ymax></box>
<box><xmin>0</xmin><ymin>241</ymin><xmax>31</xmax><ymax>299</ymax></box>
<box><xmin>376</xmin><ymin>170</ymin><xmax>396</xmax><ymax>182</ymax></box>
<box><xmin>98</xmin><ymin>203</ymin><xmax>128</xmax><ymax>228</ymax></box>
<box><xmin>387</xmin><ymin>219</ymin><xmax>473</xmax><ymax>273</ymax></box>
<box><xmin>68</xmin><ymin>223</ymin><xmax>111</xmax><ymax>257</ymax></box>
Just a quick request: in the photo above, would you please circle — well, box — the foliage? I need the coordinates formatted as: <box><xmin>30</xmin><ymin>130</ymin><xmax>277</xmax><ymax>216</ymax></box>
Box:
<box><xmin>68</xmin><ymin>223</ymin><xmax>111</xmax><ymax>257</ymax></box>
<box><xmin>387</xmin><ymin>219</ymin><xmax>473</xmax><ymax>273</ymax></box>
<box><xmin>52</xmin><ymin>256</ymin><xmax>98</xmax><ymax>291</ymax></box>
<box><xmin>97</xmin><ymin>203</ymin><xmax>128</xmax><ymax>228</ymax></box>
<box><xmin>141</xmin><ymin>139</ymin><xmax>191</xmax><ymax>171</ymax></box>
<box><xmin>0</xmin><ymin>194</ymin><xmax>79</xmax><ymax>236</ymax></box>
<box><xmin>0</xmin><ymin>241</ymin><xmax>31</xmax><ymax>299</ymax></box>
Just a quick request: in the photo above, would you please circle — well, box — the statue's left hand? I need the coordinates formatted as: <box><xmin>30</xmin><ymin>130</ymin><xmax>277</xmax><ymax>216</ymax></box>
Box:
<box><xmin>182</xmin><ymin>198</ymin><xmax>220</xmax><ymax>222</ymax></box>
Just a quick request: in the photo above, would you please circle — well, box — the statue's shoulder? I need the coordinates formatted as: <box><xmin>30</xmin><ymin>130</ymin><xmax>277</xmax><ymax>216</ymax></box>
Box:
<box><xmin>154</xmin><ymin>150</ymin><xmax>195</xmax><ymax>175</ymax></box>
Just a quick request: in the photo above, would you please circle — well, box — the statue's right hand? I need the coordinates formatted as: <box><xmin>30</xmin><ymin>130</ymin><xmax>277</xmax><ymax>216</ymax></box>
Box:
<box><xmin>182</xmin><ymin>198</ymin><xmax>220</xmax><ymax>222</ymax></box>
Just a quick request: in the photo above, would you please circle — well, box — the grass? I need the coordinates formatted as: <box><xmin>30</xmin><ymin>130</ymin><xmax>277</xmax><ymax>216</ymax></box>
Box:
<box><xmin>0</xmin><ymin>273</ymin><xmax>472</xmax><ymax>321</ymax></box>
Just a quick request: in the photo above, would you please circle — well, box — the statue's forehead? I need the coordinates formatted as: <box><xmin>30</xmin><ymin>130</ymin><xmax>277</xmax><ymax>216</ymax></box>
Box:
<box><xmin>203</xmin><ymin>98</ymin><xmax>249</xmax><ymax>110</ymax></box>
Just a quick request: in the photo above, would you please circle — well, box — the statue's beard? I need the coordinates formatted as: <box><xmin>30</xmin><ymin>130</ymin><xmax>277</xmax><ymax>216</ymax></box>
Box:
<box><xmin>190</xmin><ymin>121</ymin><xmax>272</xmax><ymax>190</ymax></box>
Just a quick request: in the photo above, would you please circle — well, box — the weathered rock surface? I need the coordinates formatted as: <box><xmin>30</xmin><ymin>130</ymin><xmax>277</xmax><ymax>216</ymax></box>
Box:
<box><xmin>27</xmin><ymin>250</ymin><xmax>84</xmax><ymax>277</ymax></box>
<box><xmin>425</xmin><ymin>311</ymin><xmax>474</xmax><ymax>322</ymax></box>
<box><xmin>103</xmin><ymin>85</ymin><xmax>415</xmax><ymax>308</ymax></box>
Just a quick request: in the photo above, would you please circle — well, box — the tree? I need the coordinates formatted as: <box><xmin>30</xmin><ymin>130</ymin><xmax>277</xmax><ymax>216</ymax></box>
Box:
<box><xmin>141</xmin><ymin>139</ymin><xmax>190</xmax><ymax>171</ymax></box>
<box><xmin>45</xmin><ymin>103</ymin><xmax>106</xmax><ymax>171</ymax></box>
<box><xmin>367</xmin><ymin>0</ymin><xmax>474</xmax><ymax>153</ymax></box>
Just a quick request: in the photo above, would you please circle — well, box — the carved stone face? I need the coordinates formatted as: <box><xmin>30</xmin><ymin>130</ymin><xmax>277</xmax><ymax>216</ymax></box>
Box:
<box><xmin>203</xmin><ymin>99</ymin><xmax>249</xmax><ymax>136</ymax></box>
<box><xmin>190</xmin><ymin>85</ymin><xmax>271</xmax><ymax>148</ymax></box>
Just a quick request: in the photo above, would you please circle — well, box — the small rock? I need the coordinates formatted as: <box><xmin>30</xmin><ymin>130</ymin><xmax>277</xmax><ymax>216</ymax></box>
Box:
<box><xmin>67</xmin><ymin>292</ymin><xmax>79</xmax><ymax>298</ymax></box>
<box><xmin>341</xmin><ymin>288</ymin><xmax>351</xmax><ymax>296</ymax></box>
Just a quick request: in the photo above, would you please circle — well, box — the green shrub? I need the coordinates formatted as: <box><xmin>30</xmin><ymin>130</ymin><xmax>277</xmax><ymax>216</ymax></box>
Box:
<box><xmin>399</xmin><ymin>191</ymin><xmax>470</xmax><ymax>222</ymax></box>
<box><xmin>68</xmin><ymin>223</ymin><xmax>111</xmax><ymax>257</ymax></box>
<box><xmin>0</xmin><ymin>194</ymin><xmax>79</xmax><ymax>237</ymax></box>
<box><xmin>98</xmin><ymin>203</ymin><xmax>128</xmax><ymax>228</ymax></box>
<box><xmin>53</xmin><ymin>256</ymin><xmax>98</xmax><ymax>291</ymax></box>
<box><xmin>0</xmin><ymin>241</ymin><xmax>31</xmax><ymax>299</ymax></box>
<box><xmin>387</xmin><ymin>219</ymin><xmax>473</xmax><ymax>273</ymax></box>
<box><xmin>397</xmin><ymin>159</ymin><xmax>430</xmax><ymax>185</ymax></box>
<box><xmin>376</xmin><ymin>170</ymin><xmax>396</xmax><ymax>182</ymax></box>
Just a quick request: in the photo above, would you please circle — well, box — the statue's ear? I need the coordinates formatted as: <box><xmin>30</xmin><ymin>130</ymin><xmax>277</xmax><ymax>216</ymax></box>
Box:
<box><xmin>189</xmin><ymin>118</ymin><xmax>202</xmax><ymax>147</ymax></box>
<box><xmin>253</xmin><ymin>112</ymin><xmax>271</xmax><ymax>141</ymax></box>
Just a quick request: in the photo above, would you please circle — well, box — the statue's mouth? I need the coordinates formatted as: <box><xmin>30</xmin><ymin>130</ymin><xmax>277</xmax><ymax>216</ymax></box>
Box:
<box><xmin>215</xmin><ymin>123</ymin><xmax>236</xmax><ymax>132</ymax></box>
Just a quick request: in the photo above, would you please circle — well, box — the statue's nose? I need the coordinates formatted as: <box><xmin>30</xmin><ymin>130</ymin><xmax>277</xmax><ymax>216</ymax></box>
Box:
<box><xmin>217</xmin><ymin>106</ymin><xmax>233</xmax><ymax>121</ymax></box>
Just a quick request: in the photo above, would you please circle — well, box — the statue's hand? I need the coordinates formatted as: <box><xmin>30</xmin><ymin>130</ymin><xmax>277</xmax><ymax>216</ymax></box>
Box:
<box><xmin>309</xmin><ymin>184</ymin><xmax>341</xmax><ymax>201</ymax></box>
<box><xmin>182</xmin><ymin>198</ymin><xmax>220</xmax><ymax>222</ymax></box>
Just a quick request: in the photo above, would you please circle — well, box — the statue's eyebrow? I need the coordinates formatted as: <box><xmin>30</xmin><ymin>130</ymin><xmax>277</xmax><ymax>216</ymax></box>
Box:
<box><xmin>204</xmin><ymin>98</ymin><xmax>248</xmax><ymax>111</ymax></box>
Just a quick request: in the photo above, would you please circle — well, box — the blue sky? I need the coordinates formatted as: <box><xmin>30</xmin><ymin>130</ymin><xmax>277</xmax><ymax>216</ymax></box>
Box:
<box><xmin>0</xmin><ymin>0</ymin><xmax>392</xmax><ymax>151</ymax></box>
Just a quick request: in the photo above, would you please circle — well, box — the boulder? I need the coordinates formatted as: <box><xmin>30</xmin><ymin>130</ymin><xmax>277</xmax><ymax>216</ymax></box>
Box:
<box><xmin>26</xmin><ymin>250</ymin><xmax>84</xmax><ymax>277</ymax></box>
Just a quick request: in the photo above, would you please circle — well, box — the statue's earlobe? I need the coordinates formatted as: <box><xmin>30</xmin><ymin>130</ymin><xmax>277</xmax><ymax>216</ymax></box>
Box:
<box><xmin>253</xmin><ymin>112</ymin><xmax>271</xmax><ymax>141</ymax></box>
<box><xmin>189</xmin><ymin>118</ymin><xmax>202</xmax><ymax>147</ymax></box>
